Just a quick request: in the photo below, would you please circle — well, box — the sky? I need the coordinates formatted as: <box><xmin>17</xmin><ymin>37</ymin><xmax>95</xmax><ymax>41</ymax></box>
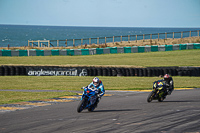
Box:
<box><xmin>0</xmin><ymin>0</ymin><xmax>200</xmax><ymax>27</ymax></box>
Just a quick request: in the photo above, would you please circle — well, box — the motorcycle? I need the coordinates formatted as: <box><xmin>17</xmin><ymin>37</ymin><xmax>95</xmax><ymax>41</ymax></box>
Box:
<box><xmin>77</xmin><ymin>86</ymin><xmax>99</xmax><ymax>113</ymax></box>
<box><xmin>147</xmin><ymin>80</ymin><xmax>168</xmax><ymax>103</ymax></box>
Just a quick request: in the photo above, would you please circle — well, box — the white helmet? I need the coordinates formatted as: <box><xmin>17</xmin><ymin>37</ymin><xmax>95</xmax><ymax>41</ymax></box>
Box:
<box><xmin>93</xmin><ymin>77</ymin><xmax>100</xmax><ymax>87</ymax></box>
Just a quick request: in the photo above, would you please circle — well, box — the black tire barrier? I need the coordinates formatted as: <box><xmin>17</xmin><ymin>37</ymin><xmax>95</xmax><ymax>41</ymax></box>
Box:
<box><xmin>86</xmin><ymin>67</ymin><xmax>92</xmax><ymax>76</ymax></box>
<box><xmin>10</xmin><ymin>66</ymin><xmax>16</xmax><ymax>76</ymax></box>
<box><xmin>0</xmin><ymin>66</ymin><xmax>4</xmax><ymax>76</ymax></box>
<box><xmin>97</xmin><ymin>68</ymin><xmax>102</xmax><ymax>76</ymax></box>
<box><xmin>147</xmin><ymin>68</ymin><xmax>152</xmax><ymax>77</ymax></box>
<box><xmin>143</xmin><ymin>68</ymin><xmax>147</xmax><ymax>76</ymax></box>
<box><xmin>111</xmin><ymin>68</ymin><xmax>117</xmax><ymax>76</ymax></box>
<box><xmin>129</xmin><ymin>68</ymin><xmax>135</xmax><ymax>76</ymax></box>
<box><xmin>107</xmin><ymin>68</ymin><xmax>112</xmax><ymax>76</ymax></box>
<box><xmin>0</xmin><ymin>65</ymin><xmax>199</xmax><ymax>77</ymax></box>
<box><xmin>125</xmin><ymin>68</ymin><xmax>130</xmax><ymax>76</ymax></box>
<box><xmin>102</xmin><ymin>68</ymin><xmax>107</xmax><ymax>76</ymax></box>
<box><xmin>92</xmin><ymin>68</ymin><xmax>97</xmax><ymax>76</ymax></box>
<box><xmin>4</xmin><ymin>66</ymin><xmax>10</xmax><ymax>76</ymax></box>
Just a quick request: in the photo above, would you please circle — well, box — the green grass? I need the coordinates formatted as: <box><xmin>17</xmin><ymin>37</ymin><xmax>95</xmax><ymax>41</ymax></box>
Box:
<box><xmin>0</xmin><ymin>76</ymin><xmax>200</xmax><ymax>104</ymax></box>
<box><xmin>0</xmin><ymin>91</ymin><xmax>77</xmax><ymax>105</ymax></box>
<box><xmin>0</xmin><ymin>49</ymin><xmax>200</xmax><ymax>67</ymax></box>
<box><xmin>1</xmin><ymin>76</ymin><xmax>200</xmax><ymax>90</ymax></box>
<box><xmin>0</xmin><ymin>49</ymin><xmax>200</xmax><ymax>105</ymax></box>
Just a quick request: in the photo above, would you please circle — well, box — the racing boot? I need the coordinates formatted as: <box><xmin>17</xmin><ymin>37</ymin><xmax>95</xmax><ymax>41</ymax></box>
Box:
<box><xmin>168</xmin><ymin>88</ymin><xmax>173</xmax><ymax>95</ymax></box>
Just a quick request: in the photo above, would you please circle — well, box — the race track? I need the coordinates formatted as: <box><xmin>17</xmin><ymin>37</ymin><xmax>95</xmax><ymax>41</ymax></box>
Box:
<box><xmin>0</xmin><ymin>89</ymin><xmax>200</xmax><ymax>133</ymax></box>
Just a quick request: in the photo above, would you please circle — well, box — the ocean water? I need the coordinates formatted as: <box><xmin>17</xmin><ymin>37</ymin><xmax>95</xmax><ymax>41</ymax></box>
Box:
<box><xmin>0</xmin><ymin>25</ymin><xmax>200</xmax><ymax>47</ymax></box>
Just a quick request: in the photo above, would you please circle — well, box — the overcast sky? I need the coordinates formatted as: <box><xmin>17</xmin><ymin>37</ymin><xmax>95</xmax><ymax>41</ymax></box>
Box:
<box><xmin>0</xmin><ymin>0</ymin><xmax>200</xmax><ymax>27</ymax></box>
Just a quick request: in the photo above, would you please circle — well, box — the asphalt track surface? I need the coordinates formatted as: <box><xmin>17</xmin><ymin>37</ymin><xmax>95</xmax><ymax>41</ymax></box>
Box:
<box><xmin>0</xmin><ymin>89</ymin><xmax>200</xmax><ymax>133</ymax></box>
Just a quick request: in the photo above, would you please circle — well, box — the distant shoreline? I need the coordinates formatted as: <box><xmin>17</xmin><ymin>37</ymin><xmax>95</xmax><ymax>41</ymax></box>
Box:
<box><xmin>1</xmin><ymin>24</ymin><xmax>200</xmax><ymax>28</ymax></box>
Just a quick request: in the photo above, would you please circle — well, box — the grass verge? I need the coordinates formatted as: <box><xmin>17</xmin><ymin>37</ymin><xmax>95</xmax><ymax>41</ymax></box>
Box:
<box><xmin>0</xmin><ymin>49</ymin><xmax>200</xmax><ymax>67</ymax></box>
<box><xmin>1</xmin><ymin>76</ymin><xmax>200</xmax><ymax>90</ymax></box>
<box><xmin>0</xmin><ymin>91</ymin><xmax>77</xmax><ymax>105</ymax></box>
<box><xmin>0</xmin><ymin>76</ymin><xmax>199</xmax><ymax>105</ymax></box>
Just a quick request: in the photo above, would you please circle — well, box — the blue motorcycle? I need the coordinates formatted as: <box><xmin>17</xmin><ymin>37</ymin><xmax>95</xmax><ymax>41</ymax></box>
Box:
<box><xmin>147</xmin><ymin>80</ymin><xmax>168</xmax><ymax>102</ymax></box>
<box><xmin>77</xmin><ymin>86</ymin><xmax>99</xmax><ymax>113</ymax></box>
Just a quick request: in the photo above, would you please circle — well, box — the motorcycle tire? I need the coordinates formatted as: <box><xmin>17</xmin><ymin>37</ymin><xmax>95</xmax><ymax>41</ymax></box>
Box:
<box><xmin>147</xmin><ymin>91</ymin><xmax>155</xmax><ymax>103</ymax></box>
<box><xmin>158</xmin><ymin>97</ymin><xmax>164</xmax><ymax>102</ymax></box>
<box><xmin>77</xmin><ymin>98</ymin><xmax>86</xmax><ymax>113</ymax></box>
<box><xmin>88</xmin><ymin>105</ymin><xmax>95</xmax><ymax>112</ymax></box>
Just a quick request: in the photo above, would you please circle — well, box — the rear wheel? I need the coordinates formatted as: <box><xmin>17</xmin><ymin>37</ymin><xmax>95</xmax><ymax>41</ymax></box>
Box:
<box><xmin>158</xmin><ymin>92</ymin><xmax>166</xmax><ymax>102</ymax></box>
<box><xmin>147</xmin><ymin>91</ymin><xmax>155</xmax><ymax>103</ymax></box>
<box><xmin>77</xmin><ymin>98</ymin><xmax>86</xmax><ymax>113</ymax></box>
<box><xmin>158</xmin><ymin>97</ymin><xmax>164</xmax><ymax>102</ymax></box>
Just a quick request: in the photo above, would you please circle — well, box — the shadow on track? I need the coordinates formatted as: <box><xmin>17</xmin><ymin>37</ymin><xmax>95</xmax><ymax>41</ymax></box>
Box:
<box><xmin>163</xmin><ymin>100</ymin><xmax>200</xmax><ymax>103</ymax></box>
<box><xmin>93</xmin><ymin>109</ymin><xmax>140</xmax><ymax>112</ymax></box>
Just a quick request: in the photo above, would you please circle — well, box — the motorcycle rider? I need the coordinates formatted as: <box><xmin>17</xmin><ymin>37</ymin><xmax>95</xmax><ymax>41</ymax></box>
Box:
<box><xmin>162</xmin><ymin>74</ymin><xmax>174</xmax><ymax>95</ymax></box>
<box><xmin>87</xmin><ymin>77</ymin><xmax>105</xmax><ymax>107</ymax></box>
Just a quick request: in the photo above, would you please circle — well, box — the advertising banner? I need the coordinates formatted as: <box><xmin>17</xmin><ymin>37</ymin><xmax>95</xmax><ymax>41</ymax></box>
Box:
<box><xmin>27</xmin><ymin>67</ymin><xmax>87</xmax><ymax>76</ymax></box>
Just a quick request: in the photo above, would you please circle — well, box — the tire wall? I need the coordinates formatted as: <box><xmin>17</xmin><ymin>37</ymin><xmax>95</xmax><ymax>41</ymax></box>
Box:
<box><xmin>0</xmin><ymin>66</ymin><xmax>199</xmax><ymax>77</ymax></box>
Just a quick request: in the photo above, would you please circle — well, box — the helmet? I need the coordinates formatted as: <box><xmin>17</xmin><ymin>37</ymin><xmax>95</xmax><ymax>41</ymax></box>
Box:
<box><xmin>164</xmin><ymin>74</ymin><xmax>170</xmax><ymax>81</ymax></box>
<box><xmin>93</xmin><ymin>77</ymin><xmax>100</xmax><ymax>87</ymax></box>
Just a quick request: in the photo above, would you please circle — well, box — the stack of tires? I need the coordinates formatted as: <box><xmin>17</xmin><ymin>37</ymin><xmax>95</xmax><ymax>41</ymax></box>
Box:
<box><xmin>0</xmin><ymin>66</ymin><xmax>27</xmax><ymax>76</ymax></box>
<box><xmin>0</xmin><ymin>65</ymin><xmax>199</xmax><ymax>77</ymax></box>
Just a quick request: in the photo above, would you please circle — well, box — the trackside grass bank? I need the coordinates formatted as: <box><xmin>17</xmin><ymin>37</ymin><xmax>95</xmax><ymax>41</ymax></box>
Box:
<box><xmin>0</xmin><ymin>49</ymin><xmax>200</xmax><ymax>67</ymax></box>
<box><xmin>0</xmin><ymin>76</ymin><xmax>200</xmax><ymax>104</ymax></box>
<box><xmin>0</xmin><ymin>91</ymin><xmax>76</xmax><ymax>105</ymax></box>
<box><xmin>0</xmin><ymin>49</ymin><xmax>200</xmax><ymax>105</ymax></box>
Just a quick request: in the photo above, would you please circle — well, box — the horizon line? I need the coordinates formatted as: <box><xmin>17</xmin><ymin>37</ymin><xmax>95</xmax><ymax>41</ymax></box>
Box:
<box><xmin>0</xmin><ymin>24</ymin><xmax>200</xmax><ymax>28</ymax></box>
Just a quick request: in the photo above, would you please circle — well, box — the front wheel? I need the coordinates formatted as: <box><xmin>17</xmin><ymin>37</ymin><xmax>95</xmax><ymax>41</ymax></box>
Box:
<box><xmin>77</xmin><ymin>98</ymin><xmax>86</xmax><ymax>113</ymax></box>
<box><xmin>88</xmin><ymin>101</ymin><xmax>98</xmax><ymax>112</ymax></box>
<box><xmin>88</xmin><ymin>105</ymin><xmax>95</xmax><ymax>112</ymax></box>
<box><xmin>147</xmin><ymin>91</ymin><xmax>155</xmax><ymax>103</ymax></box>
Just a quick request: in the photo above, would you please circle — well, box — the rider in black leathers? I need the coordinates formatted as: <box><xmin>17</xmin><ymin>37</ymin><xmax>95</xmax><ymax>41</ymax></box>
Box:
<box><xmin>162</xmin><ymin>74</ymin><xmax>174</xmax><ymax>95</ymax></box>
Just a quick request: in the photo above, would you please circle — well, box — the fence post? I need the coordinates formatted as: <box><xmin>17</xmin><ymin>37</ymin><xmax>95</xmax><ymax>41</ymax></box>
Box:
<box><xmin>28</xmin><ymin>40</ymin><xmax>30</xmax><ymax>47</ymax></box>
<box><xmin>48</xmin><ymin>40</ymin><xmax>50</xmax><ymax>47</ymax></box>
<box><xmin>32</xmin><ymin>42</ymin><xmax>33</xmax><ymax>47</ymax></box>
<box><xmin>128</xmin><ymin>35</ymin><xmax>130</xmax><ymax>43</ymax></box>
<box><xmin>165</xmin><ymin>32</ymin><xmax>167</xmax><ymax>40</ymax></box>
<box><xmin>181</xmin><ymin>32</ymin><xmax>183</xmax><ymax>39</ymax></box>
<box><xmin>65</xmin><ymin>39</ymin><xmax>67</xmax><ymax>47</ymax></box>
<box><xmin>121</xmin><ymin>35</ymin><xmax>122</xmax><ymax>43</ymax></box>
<box><xmin>158</xmin><ymin>33</ymin><xmax>159</xmax><ymax>41</ymax></box>
<box><xmin>81</xmin><ymin>39</ymin><xmax>83</xmax><ymax>46</ymax></box>
<box><xmin>136</xmin><ymin>35</ymin><xmax>137</xmax><ymax>42</ymax></box>
<box><xmin>113</xmin><ymin>36</ymin><xmax>114</xmax><ymax>44</ymax></box>
<box><xmin>105</xmin><ymin>37</ymin><xmax>106</xmax><ymax>44</ymax></box>
<box><xmin>150</xmin><ymin>34</ymin><xmax>152</xmax><ymax>41</ymax></box>
<box><xmin>190</xmin><ymin>31</ymin><xmax>191</xmax><ymax>37</ymax></box>
<box><xmin>97</xmin><ymin>37</ymin><xmax>99</xmax><ymax>44</ymax></box>
<box><xmin>57</xmin><ymin>40</ymin><xmax>59</xmax><ymax>47</ymax></box>
<box><xmin>89</xmin><ymin>38</ymin><xmax>91</xmax><ymax>45</ymax></box>
<box><xmin>143</xmin><ymin>34</ymin><xmax>145</xmax><ymax>42</ymax></box>
<box><xmin>73</xmin><ymin>39</ymin><xmax>75</xmax><ymax>47</ymax></box>
<box><xmin>38</xmin><ymin>40</ymin><xmax>40</xmax><ymax>47</ymax></box>
<box><xmin>173</xmin><ymin>32</ymin><xmax>174</xmax><ymax>39</ymax></box>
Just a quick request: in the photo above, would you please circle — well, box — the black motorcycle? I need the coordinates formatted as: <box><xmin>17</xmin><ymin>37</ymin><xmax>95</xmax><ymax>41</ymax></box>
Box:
<box><xmin>147</xmin><ymin>80</ymin><xmax>168</xmax><ymax>102</ymax></box>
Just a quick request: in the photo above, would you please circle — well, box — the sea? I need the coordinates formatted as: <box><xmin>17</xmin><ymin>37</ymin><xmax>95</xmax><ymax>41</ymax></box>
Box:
<box><xmin>0</xmin><ymin>24</ymin><xmax>200</xmax><ymax>47</ymax></box>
